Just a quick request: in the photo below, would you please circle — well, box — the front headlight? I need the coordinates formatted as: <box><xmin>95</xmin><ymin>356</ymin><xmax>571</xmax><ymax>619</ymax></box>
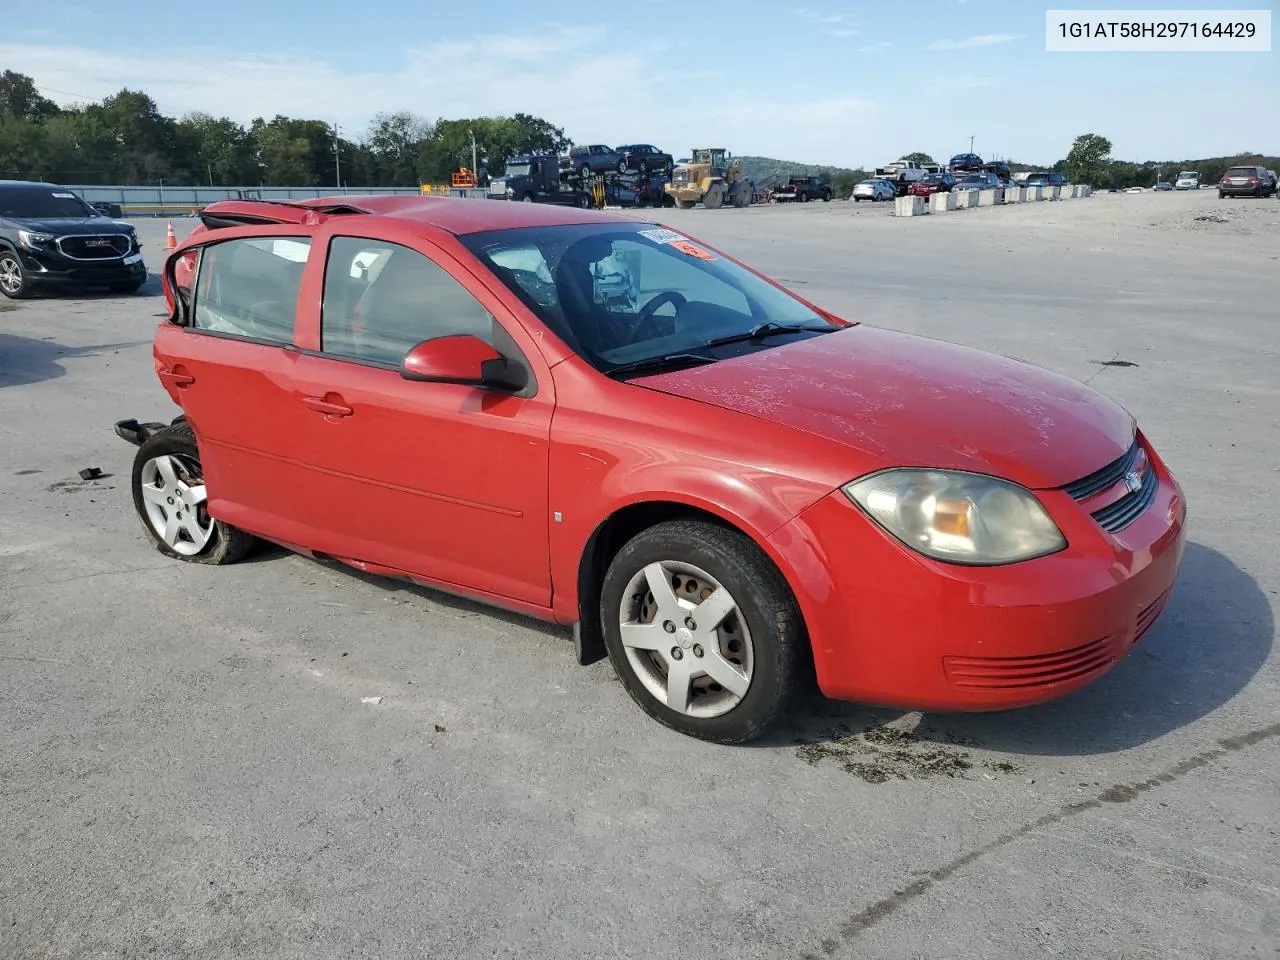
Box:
<box><xmin>842</xmin><ymin>469</ymin><xmax>1066</xmax><ymax>565</ymax></box>
<box><xmin>17</xmin><ymin>230</ymin><xmax>54</xmax><ymax>249</ymax></box>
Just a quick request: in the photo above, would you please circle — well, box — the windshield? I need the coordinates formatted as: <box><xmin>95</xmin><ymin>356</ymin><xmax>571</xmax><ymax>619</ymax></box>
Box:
<box><xmin>0</xmin><ymin>188</ymin><xmax>97</xmax><ymax>219</ymax></box>
<box><xmin>504</xmin><ymin>163</ymin><xmax>532</xmax><ymax>177</ymax></box>
<box><xmin>459</xmin><ymin>222</ymin><xmax>841</xmax><ymax>373</ymax></box>
<box><xmin>1178</xmin><ymin>172</ymin><xmax>1197</xmax><ymax>179</ymax></box>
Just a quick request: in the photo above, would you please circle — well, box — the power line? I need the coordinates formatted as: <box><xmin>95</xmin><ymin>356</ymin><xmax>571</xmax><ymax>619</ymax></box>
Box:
<box><xmin>35</xmin><ymin>83</ymin><xmax>101</xmax><ymax>103</ymax></box>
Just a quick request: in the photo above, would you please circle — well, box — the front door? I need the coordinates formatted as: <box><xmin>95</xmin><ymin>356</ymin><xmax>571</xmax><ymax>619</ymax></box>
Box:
<box><xmin>286</xmin><ymin>227</ymin><xmax>555</xmax><ymax>607</ymax></box>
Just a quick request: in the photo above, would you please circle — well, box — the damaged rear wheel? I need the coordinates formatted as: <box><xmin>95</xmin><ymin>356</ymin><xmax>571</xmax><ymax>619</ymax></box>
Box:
<box><xmin>131</xmin><ymin>423</ymin><xmax>256</xmax><ymax>564</ymax></box>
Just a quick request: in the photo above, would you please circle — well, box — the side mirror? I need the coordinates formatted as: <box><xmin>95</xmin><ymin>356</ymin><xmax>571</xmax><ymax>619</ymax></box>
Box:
<box><xmin>399</xmin><ymin>334</ymin><xmax>526</xmax><ymax>391</ymax></box>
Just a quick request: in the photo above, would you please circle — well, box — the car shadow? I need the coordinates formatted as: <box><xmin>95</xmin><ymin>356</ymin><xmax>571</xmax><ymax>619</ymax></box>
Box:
<box><xmin>781</xmin><ymin>540</ymin><xmax>1272</xmax><ymax>758</ymax></box>
<box><xmin>0</xmin><ymin>334</ymin><xmax>153</xmax><ymax>389</ymax></box>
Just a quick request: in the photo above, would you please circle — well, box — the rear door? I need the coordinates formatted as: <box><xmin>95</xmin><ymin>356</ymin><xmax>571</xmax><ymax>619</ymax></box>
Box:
<box><xmin>155</xmin><ymin>227</ymin><xmax>321</xmax><ymax>544</ymax></box>
<box><xmin>284</xmin><ymin>223</ymin><xmax>557</xmax><ymax>606</ymax></box>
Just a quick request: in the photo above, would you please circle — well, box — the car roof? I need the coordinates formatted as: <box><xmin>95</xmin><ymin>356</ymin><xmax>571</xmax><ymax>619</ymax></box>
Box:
<box><xmin>199</xmin><ymin>194</ymin><xmax>640</xmax><ymax>236</ymax></box>
<box><xmin>0</xmin><ymin>179</ymin><xmax>74</xmax><ymax>191</ymax></box>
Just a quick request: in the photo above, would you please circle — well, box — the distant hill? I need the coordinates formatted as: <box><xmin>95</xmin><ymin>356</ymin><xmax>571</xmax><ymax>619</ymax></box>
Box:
<box><xmin>735</xmin><ymin>155</ymin><xmax>866</xmax><ymax>189</ymax></box>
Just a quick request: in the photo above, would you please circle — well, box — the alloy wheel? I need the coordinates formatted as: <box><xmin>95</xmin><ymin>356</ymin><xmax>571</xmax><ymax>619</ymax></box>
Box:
<box><xmin>0</xmin><ymin>256</ymin><xmax>23</xmax><ymax>295</ymax></box>
<box><xmin>137</xmin><ymin>454</ymin><xmax>214</xmax><ymax>556</ymax></box>
<box><xmin>617</xmin><ymin>560</ymin><xmax>753</xmax><ymax>718</ymax></box>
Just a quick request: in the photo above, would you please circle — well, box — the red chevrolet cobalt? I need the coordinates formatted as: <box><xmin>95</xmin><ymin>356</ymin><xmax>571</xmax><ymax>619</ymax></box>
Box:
<box><xmin>116</xmin><ymin>196</ymin><xmax>1186</xmax><ymax>743</ymax></box>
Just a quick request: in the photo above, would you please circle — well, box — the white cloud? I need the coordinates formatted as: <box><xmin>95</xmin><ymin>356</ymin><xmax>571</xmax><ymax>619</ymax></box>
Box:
<box><xmin>0</xmin><ymin>30</ymin><xmax>883</xmax><ymax>167</ymax></box>
<box><xmin>791</xmin><ymin>7</ymin><xmax>860</xmax><ymax>37</ymax></box>
<box><xmin>924</xmin><ymin>74</ymin><xmax>1000</xmax><ymax>95</ymax></box>
<box><xmin>857</xmin><ymin>41</ymin><xmax>892</xmax><ymax>53</ymax></box>
<box><xmin>929</xmin><ymin>33</ymin><xmax>1021</xmax><ymax>50</ymax></box>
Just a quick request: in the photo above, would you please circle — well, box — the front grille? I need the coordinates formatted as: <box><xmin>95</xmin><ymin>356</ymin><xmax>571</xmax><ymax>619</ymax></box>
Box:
<box><xmin>56</xmin><ymin>234</ymin><xmax>131</xmax><ymax>260</ymax></box>
<box><xmin>1062</xmin><ymin>441</ymin><xmax>1139</xmax><ymax>500</ymax></box>
<box><xmin>943</xmin><ymin>636</ymin><xmax>1116</xmax><ymax>689</ymax></box>
<box><xmin>672</xmin><ymin>170</ymin><xmax>689</xmax><ymax>185</ymax></box>
<box><xmin>1091</xmin><ymin>466</ymin><xmax>1158</xmax><ymax>533</ymax></box>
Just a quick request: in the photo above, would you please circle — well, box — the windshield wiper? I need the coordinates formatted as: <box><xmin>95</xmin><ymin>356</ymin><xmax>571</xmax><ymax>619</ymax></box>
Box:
<box><xmin>704</xmin><ymin>321</ymin><xmax>835</xmax><ymax>349</ymax></box>
<box><xmin>605</xmin><ymin>353</ymin><xmax>718</xmax><ymax>378</ymax></box>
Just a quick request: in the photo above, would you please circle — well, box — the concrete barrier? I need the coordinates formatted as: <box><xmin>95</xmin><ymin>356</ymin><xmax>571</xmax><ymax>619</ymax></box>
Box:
<box><xmin>1007</xmin><ymin>187</ymin><xmax>1027</xmax><ymax>203</ymax></box>
<box><xmin>894</xmin><ymin>195</ymin><xmax>927</xmax><ymax>217</ymax></box>
<box><xmin>1026</xmin><ymin>186</ymin><xmax>1043</xmax><ymax>201</ymax></box>
<box><xmin>977</xmin><ymin>188</ymin><xmax>1003</xmax><ymax>206</ymax></box>
<box><xmin>930</xmin><ymin>191</ymin><xmax>957</xmax><ymax>213</ymax></box>
<box><xmin>956</xmin><ymin>190</ymin><xmax>979</xmax><ymax>209</ymax></box>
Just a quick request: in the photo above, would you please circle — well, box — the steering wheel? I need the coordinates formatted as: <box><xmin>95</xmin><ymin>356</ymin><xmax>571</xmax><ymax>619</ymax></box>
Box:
<box><xmin>630</xmin><ymin>291</ymin><xmax>687</xmax><ymax>342</ymax></box>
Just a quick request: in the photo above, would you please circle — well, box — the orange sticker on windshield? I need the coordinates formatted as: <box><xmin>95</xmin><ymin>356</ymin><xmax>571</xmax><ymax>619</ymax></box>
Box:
<box><xmin>670</xmin><ymin>240</ymin><xmax>716</xmax><ymax>261</ymax></box>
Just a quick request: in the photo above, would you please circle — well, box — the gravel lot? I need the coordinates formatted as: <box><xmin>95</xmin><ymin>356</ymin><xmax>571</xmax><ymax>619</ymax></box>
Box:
<box><xmin>3</xmin><ymin>189</ymin><xmax>1278</xmax><ymax>959</ymax></box>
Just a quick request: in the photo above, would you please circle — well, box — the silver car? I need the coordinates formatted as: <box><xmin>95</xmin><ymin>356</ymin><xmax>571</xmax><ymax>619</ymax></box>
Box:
<box><xmin>852</xmin><ymin>178</ymin><xmax>896</xmax><ymax>202</ymax></box>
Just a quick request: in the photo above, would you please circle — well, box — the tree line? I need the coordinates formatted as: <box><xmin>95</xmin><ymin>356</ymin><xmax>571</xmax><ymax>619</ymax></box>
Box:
<box><xmin>2</xmin><ymin>71</ymin><xmax>1274</xmax><ymax>192</ymax></box>
<box><xmin>0</xmin><ymin>70</ymin><xmax>569</xmax><ymax>187</ymax></box>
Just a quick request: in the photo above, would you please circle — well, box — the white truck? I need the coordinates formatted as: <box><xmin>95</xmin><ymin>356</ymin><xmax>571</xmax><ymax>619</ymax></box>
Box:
<box><xmin>873</xmin><ymin>159</ymin><xmax>929</xmax><ymax>195</ymax></box>
<box><xmin>1174</xmin><ymin>171</ymin><xmax>1200</xmax><ymax>190</ymax></box>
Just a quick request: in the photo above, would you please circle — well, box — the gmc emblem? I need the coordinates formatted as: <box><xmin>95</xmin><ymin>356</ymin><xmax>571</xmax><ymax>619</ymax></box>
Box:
<box><xmin>84</xmin><ymin>239</ymin><xmax>113</xmax><ymax>248</ymax></box>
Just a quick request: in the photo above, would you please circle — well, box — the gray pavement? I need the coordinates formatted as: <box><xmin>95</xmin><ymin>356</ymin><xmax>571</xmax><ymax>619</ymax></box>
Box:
<box><xmin>2</xmin><ymin>193</ymin><xmax>1278</xmax><ymax>959</ymax></box>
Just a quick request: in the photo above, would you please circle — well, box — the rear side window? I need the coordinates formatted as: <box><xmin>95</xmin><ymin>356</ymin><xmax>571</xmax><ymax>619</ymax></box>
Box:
<box><xmin>192</xmin><ymin>236</ymin><xmax>311</xmax><ymax>344</ymax></box>
<box><xmin>320</xmin><ymin>237</ymin><xmax>496</xmax><ymax>366</ymax></box>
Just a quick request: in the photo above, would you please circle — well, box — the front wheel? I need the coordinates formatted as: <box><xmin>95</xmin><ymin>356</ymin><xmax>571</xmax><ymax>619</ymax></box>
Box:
<box><xmin>0</xmin><ymin>250</ymin><xmax>32</xmax><ymax>299</ymax></box>
<box><xmin>131</xmin><ymin>423</ymin><xmax>256</xmax><ymax>564</ymax></box>
<box><xmin>600</xmin><ymin>520</ymin><xmax>808</xmax><ymax>744</ymax></box>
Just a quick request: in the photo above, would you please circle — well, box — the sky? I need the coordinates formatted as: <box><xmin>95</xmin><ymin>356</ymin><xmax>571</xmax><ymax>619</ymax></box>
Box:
<box><xmin>3</xmin><ymin>1</ymin><xmax>1276</xmax><ymax>168</ymax></box>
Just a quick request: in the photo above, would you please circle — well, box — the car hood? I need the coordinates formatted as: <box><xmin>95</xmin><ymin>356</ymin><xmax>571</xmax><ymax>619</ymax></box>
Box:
<box><xmin>3</xmin><ymin>217</ymin><xmax>133</xmax><ymax>234</ymax></box>
<box><xmin>632</xmin><ymin>326</ymin><xmax>1135</xmax><ymax>490</ymax></box>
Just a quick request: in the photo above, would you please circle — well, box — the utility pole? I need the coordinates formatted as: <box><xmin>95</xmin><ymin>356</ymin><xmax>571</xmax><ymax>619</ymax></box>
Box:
<box><xmin>469</xmin><ymin>127</ymin><xmax>478</xmax><ymax>177</ymax></box>
<box><xmin>332</xmin><ymin>123</ymin><xmax>342</xmax><ymax>189</ymax></box>
<box><xmin>969</xmin><ymin>135</ymin><xmax>975</xmax><ymax>154</ymax></box>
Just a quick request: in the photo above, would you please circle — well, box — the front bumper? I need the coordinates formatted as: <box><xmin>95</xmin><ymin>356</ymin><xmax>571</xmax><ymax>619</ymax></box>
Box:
<box><xmin>17</xmin><ymin>246</ymin><xmax>147</xmax><ymax>286</ymax></box>
<box><xmin>766</xmin><ymin>435</ymin><xmax>1187</xmax><ymax>711</ymax></box>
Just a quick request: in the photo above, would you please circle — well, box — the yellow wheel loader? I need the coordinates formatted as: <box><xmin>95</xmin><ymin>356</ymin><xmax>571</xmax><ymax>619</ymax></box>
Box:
<box><xmin>664</xmin><ymin>148</ymin><xmax>753</xmax><ymax>209</ymax></box>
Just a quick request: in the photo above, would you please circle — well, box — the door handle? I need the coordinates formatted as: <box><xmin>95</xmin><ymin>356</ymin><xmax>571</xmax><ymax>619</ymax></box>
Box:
<box><xmin>302</xmin><ymin>395</ymin><xmax>354</xmax><ymax>418</ymax></box>
<box><xmin>158</xmin><ymin>369</ymin><xmax>195</xmax><ymax>387</ymax></box>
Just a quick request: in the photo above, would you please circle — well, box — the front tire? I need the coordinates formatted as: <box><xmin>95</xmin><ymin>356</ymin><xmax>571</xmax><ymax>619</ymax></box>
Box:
<box><xmin>0</xmin><ymin>249</ymin><xmax>32</xmax><ymax>299</ymax></box>
<box><xmin>131</xmin><ymin>423</ymin><xmax>256</xmax><ymax>564</ymax></box>
<box><xmin>600</xmin><ymin>520</ymin><xmax>808</xmax><ymax>744</ymax></box>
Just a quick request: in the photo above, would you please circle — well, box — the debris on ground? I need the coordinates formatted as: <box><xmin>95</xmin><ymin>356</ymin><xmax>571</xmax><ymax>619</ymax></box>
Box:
<box><xmin>360</xmin><ymin>696</ymin><xmax>383</xmax><ymax>705</ymax></box>
<box><xmin>78</xmin><ymin>467</ymin><xmax>103</xmax><ymax>481</ymax></box>
<box><xmin>795</xmin><ymin>723</ymin><xmax>1026</xmax><ymax>784</ymax></box>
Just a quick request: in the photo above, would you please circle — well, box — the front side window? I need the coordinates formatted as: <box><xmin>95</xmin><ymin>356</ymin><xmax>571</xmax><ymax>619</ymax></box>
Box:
<box><xmin>192</xmin><ymin>236</ymin><xmax>311</xmax><ymax>343</ymax></box>
<box><xmin>321</xmin><ymin>237</ymin><xmax>496</xmax><ymax>366</ymax></box>
<box><xmin>461</xmin><ymin>222</ymin><xmax>840</xmax><ymax>373</ymax></box>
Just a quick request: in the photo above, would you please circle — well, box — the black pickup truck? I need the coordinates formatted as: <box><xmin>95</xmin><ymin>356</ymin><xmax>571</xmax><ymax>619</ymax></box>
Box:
<box><xmin>772</xmin><ymin>176</ymin><xmax>833</xmax><ymax>202</ymax></box>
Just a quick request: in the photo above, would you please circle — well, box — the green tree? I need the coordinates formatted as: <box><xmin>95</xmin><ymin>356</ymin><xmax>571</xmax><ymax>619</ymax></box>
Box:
<box><xmin>900</xmin><ymin>152</ymin><xmax>935</xmax><ymax>165</ymax></box>
<box><xmin>1062</xmin><ymin>133</ymin><xmax>1112</xmax><ymax>186</ymax></box>
<box><xmin>367</xmin><ymin>111</ymin><xmax>434</xmax><ymax>185</ymax></box>
<box><xmin>0</xmin><ymin>70</ymin><xmax>60</xmax><ymax>121</ymax></box>
<box><xmin>179</xmin><ymin>113</ymin><xmax>258</xmax><ymax>185</ymax></box>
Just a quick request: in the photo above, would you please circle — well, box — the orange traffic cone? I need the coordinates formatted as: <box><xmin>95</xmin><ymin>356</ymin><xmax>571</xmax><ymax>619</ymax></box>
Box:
<box><xmin>165</xmin><ymin>221</ymin><xmax>176</xmax><ymax>249</ymax></box>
